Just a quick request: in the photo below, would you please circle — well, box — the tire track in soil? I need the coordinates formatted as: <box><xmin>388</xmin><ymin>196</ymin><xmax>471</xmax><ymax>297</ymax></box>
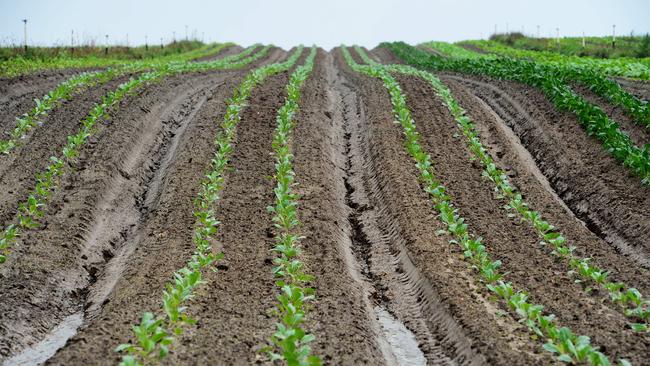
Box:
<box><xmin>0</xmin><ymin>71</ymin><xmax>231</xmax><ymax>364</ymax></box>
<box><xmin>341</xmin><ymin>49</ymin><xmax>546</xmax><ymax>365</ymax></box>
<box><xmin>439</xmin><ymin>73</ymin><xmax>650</xmax><ymax>270</ymax></box>
<box><xmin>0</xmin><ymin>74</ymin><xmax>135</xmax><ymax>227</ymax></box>
<box><xmin>0</xmin><ymin>50</ymin><xmax>285</xmax><ymax>364</ymax></box>
<box><xmin>292</xmin><ymin>50</ymin><xmax>393</xmax><ymax>365</ymax></box>
<box><xmin>393</xmin><ymin>72</ymin><xmax>650</xmax><ymax>363</ymax></box>
<box><xmin>334</xmin><ymin>51</ymin><xmax>453</xmax><ymax>365</ymax></box>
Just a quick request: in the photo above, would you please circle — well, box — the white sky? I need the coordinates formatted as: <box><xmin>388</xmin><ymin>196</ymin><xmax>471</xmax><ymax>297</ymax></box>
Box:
<box><xmin>0</xmin><ymin>0</ymin><xmax>648</xmax><ymax>50</ymax></box>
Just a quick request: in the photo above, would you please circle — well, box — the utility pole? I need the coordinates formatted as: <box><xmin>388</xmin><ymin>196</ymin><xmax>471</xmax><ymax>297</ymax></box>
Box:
<box><xmin>105</xmin><ymin>34</ymin><xmax>109</xmax><ymax>55</ymax></box>
<box><xmin>126</xmin><ymin>33</ymin><xmax>129</xmax><ymax>48</ymax></box>
<box><xmin>172</xmin><ymin>31</ymin><xmax>176</xmax><ymax>45</ymax></box>
<box><xmin>185</xmin><ymin>25</ymin><xmax>188</xmax><ymax>41</ymax></box>
<box><xmin>160</xmin><ymin>37</ymin><xmax>164</xmax><ymax>49</ymax></box>
<box><xmin>612</xmin><ymin>24</ymin><xmax>616</xmax><ymax>49</ymax></box>
<box><xmin>145</xmin><ymin>35</ymin><xmax>148</xmax><ymax>51</ymax></box>
<box><xmin>71</xmin><ymin>29</ymin><xmax>74</xmax><ymax>55</ymax></box>
<box><xmin>582</xmin><ymin>31</ymin><xmax>586</xmax><ymax>48</ymax></box>
<box><xmin>22</xmin><ymin>19</ymin><xmax>27</xmax><ymax>53</ymax></box>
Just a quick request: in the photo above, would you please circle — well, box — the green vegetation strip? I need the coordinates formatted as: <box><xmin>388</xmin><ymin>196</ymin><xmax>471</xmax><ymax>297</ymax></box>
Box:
<box><xmin>385</xmin><ymin>42</ymin><xmax>650</xmax><ymax>185</ymax></box>
<box><xmin>0</xmin><ymin>46</ymin><xmax>271</xmax><ymax>265</ymax></box>
<box><xmin>464</xmin><ymin>40</ymin><xmax>650</xmax><ymax>80</ymax></box>
<box><xmin>266</xmin><ymin>46</ymin><xmax>320</xmax><ymax>365</ymax></box>
<box><xmin>343</xmin><ymin>46</ymin><xmax>625</xmax><ymax>366</ymax></box>
<box><xmin>0</xmin><ymin>45</ymin><xmax>262</xmax><ymax>156</ymax></box>
<box><xmin>425</xmin><ymin>42</ymin><xmax>650</xmax><ymax>130</ymax></box>
<box><xmin>0</xmin><ymin>42</ymin><xmax>233</xmax><ymax>78</ymax></box>
<box><xmin>115</xmin><ymin>46</ymin><xmax>304</xmax><ymax>366</ymax></box>
<box><xmin>355</xmin><ymin>46</ymin><xmax>649</xmax><ymax>332</ymax></box>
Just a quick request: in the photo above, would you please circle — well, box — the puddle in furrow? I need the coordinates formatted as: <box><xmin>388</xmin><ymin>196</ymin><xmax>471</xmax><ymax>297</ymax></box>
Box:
<box><xmin>4</xmin><ymin>313</ymin><xmax>83</xmax><ymax>366</ymax></box>
<box><xmin>374</xmin><ymin>307</ymin><xmax>427</xmax><ymax>366</ymax></box>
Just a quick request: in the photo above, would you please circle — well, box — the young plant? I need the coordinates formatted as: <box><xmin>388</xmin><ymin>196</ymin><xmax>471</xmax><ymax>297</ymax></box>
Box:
<box><xmin>116</xmin><ymin>46</ymin><xmax>306</xmax><ymax>366</ymax></box>
<box><xmin>355</xmin><ymin>45</ymin><xmax>650</xmax><ymax>332</ymax></box>
<box><xmin>343</xmin><ymin>46</ymin><xmax>622</xmax><ymax>365</ymax></box>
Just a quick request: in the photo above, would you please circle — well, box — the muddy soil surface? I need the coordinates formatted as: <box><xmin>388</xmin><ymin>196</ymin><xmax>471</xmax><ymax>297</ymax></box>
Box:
<box><xmin>0</xmin><ymin>50</ymin><xmax>282</xmax><ymax>364</ymax></box>
<box><xmin>1</xmin><ymin>46</ymin><xmax>650</xmax><ymax>365</ymax></box>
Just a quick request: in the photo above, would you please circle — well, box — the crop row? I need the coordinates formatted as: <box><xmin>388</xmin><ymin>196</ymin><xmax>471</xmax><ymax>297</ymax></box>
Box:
<box><xmin>0</xmin><ymin>42</ymin><xmax>233</xmax><ymax>78</ymax></box>
<box><xmin>0</xmin><ymin>44</ymin><xmax>262</xmax><ymax>156</ymax></box>
<box><xmin>464</xmin><ymin>40</ymin><xmax>650</xmax><ymax>80</ymax></box>
<box><xmin>115</xmin><ymin>46</ymin><xmax>305</xmax><ymax>366</ymax></box>
<box><xmin>343</xmin><ymin>46</ymin><xmax>626</xmax><ymax>365</ymax></box>
<box><xmin>354</xmin><ymin>46</ymin><xmax>649</xmax><ymax>332</ymax></box>
<box><xmin>385</xmin><ymin>42</ymin><xmax>650</xmax><ymax>185</ymax></box>
<box><xmin>266</xmin><ymin>46</ymin><xmax>320</xmax><ymax>365</ymax></box>
<box><xmin>0</xmin><ymin>46</ymin><xmax>271</xmax><ymax>265</ymax></box>
<box><xmin>424</xmin><ymin>42</ymin><xmax>650</xmax><ymax>129</ymax></box>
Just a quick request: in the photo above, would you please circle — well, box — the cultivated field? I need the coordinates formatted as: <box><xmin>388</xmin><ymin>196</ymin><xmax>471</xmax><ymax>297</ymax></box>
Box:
<box><xmin>0</xmin><ymin>41</ymin><xmax>649</xmax><ymax>366</ymax></box>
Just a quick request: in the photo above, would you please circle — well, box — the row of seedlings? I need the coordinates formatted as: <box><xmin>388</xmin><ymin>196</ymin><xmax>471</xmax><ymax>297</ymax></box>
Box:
<box><xmin>384</xmin><ymin>42</ymin><xmax>650</xmax><ymax>185</ymax></box>
<box><xmin>266</xmin><ymin>46</ymin><xmax>320</xmax><ymax>365</ymax></box>
<box><xmin>354</xmin><ymin>46</ymin><xmax>650</xmax><ymax>332</ymax></box>
<box><xmin>115</xmin><ymin>46</ymin><xmax>305</xmax><ymax>366</ymax></box>
<box><xmin>0</xmin><ymin>46</ymin><xmax>271</xmax><ymax>264</ymax></box>
<box><xmin>342</xmin><ymin>46</ymin><xmax>627</xmax><ymax>366</ymax></box>
<box><xmin>424</xmin><ymin>41</ymin><xmax>650</xmax><ymax>129</ymax></box>
<box><xmin>0</xmin><ymin>43</ymin><xmax>256</xmax><ymax>155</ymax></box>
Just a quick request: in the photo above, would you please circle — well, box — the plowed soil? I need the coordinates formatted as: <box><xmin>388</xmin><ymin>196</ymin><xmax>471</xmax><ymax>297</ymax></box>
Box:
<box><xmin>1</xmin><ymin>45</ymin><xmax>649</xmax><ymax>366</ymax></box>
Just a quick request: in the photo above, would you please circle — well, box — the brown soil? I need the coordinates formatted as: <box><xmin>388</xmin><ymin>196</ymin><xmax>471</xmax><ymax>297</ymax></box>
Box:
<box><xmin>0</xmin><ymin>69</ymin><xmax>89</xmax><ymax>136</ymax></box>
<box><xmin>0</xmin><ymin>50</ymin><xmax>282</xmax><ymax>363</ymax></box>
<box><xmin>192</xmin><ymin>44</ymin><xmax>245</xmax><ymax>62</ymax></box>
<box><xmin>393</xmin><ymin>72</ymin><xmax>650</xmax><ymax>364</ymax></box>
<box><xmin>612</xmin><ymin>77</ymin><xmax>650</xmax><ymax>101</ymax></box>
<box><xmin>457</xmin><ymin>43</ymin><xmax>489</xmax><ymax>55</ymax></box>
<box><xmin>436</xmin><ymin>73</ymin><xmax>650</xmax><ymax>270</ymax></box>
<box><xmin>1</xmin><ymin>45</ymin><xmax>649</xmax><ymax>366</ymax></box>
<box><xmin>571</xmin><ymin>83</ymin><xmax>650</xmax><ymax>147</ymax></box>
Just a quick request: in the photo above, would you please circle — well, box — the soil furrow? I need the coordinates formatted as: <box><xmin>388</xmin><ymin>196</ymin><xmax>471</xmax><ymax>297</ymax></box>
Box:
<box><xmin>612</xmin><ymin>77</ymin><xmax>650</xmax><ymax>101</ymax></box>
<box><xmin>164</xmin><ymin>57</ymin><xmax>298</xmax><ymax>365</ymax></box>
<box><xmin>0</xmin><ymin>69</ymin><xmax>241</xmax><ymax>363</ymax></box>
<box><xmin>291</xmin><ymin>50</ymin><xmax>392</xmax><ymax>364</ymax></box>
<box><xmin>338</xmin><ymin>48</ymin><xmax>546</xmax><ymax>365</ymax></box>
<box><xmin>38</xmin><ymin>69</ymin><xmax>249</xmax><ymax>365</ymax></box>
<box><xmin>439</xmin><ymin>76</ymin><xmax>650</xmax><ymax>299</ymax></box>
<box><xmin>397</xmin><ymin>72</ymin><xmax>650</xmax><ymax>364</ymax></box>
<box><xmin>0</xmin><ymin>74</ymin><xmax>134</xmax><ymax>227</ymax></box>
<box><xmin>0</xmin><ymin>69</ymin><xmax>84</xmax><ymax>110</ymax></box>
<box><xmin>438</xmin><ymin>73</ymin><xmax>650</xmax><ymax>270</ymax></box>
<box><xmin>571</xmin><ymin>83</ymin><xmax>650</xmax><ymax>147</ymax></box>
<box><xmin>339</xmin><ymin>55</ymin><xmax>453</xmax><ymax>365</ymax></box>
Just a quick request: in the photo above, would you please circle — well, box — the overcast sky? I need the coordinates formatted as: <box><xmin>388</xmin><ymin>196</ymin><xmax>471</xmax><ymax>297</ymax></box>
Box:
<box><xmin>1</xmin><ymin>0</ymin><xmax>648</xmax><ymax>50</ymax></box>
